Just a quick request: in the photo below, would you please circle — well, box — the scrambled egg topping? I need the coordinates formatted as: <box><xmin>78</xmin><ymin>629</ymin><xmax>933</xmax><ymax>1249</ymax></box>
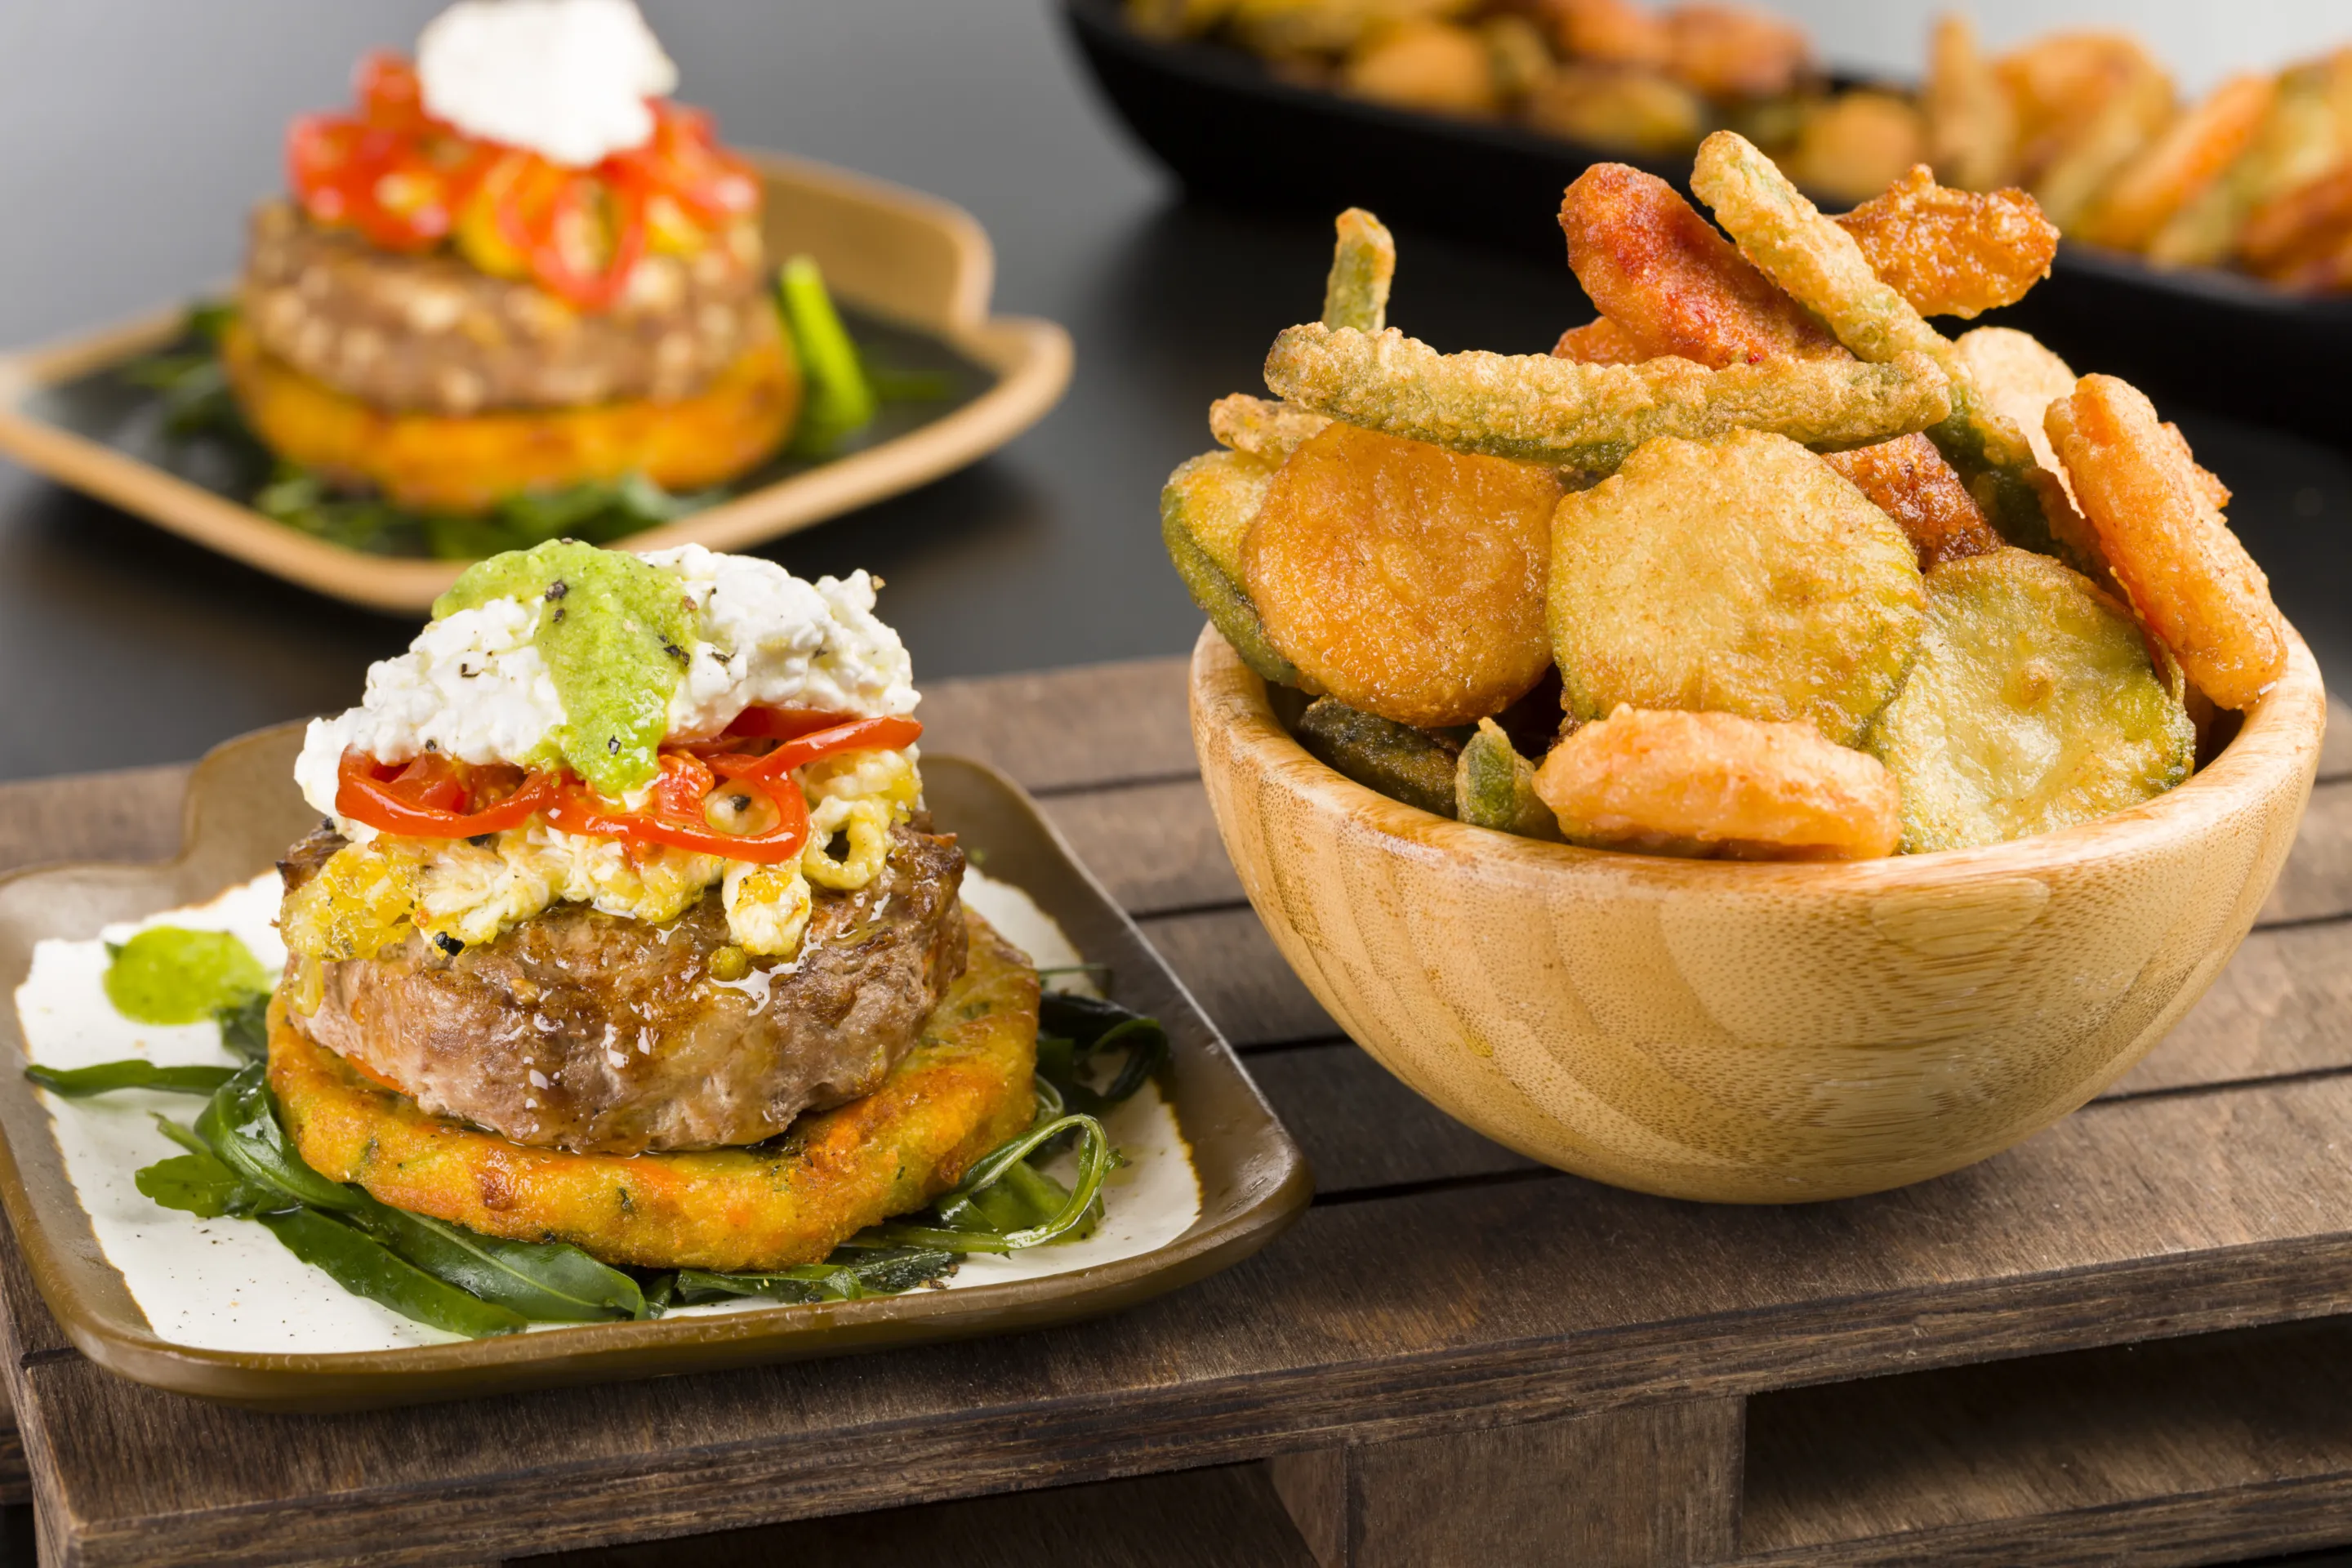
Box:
<box><xmin>282</xmin><ymin>749</ymin><xmax>922</xmax><ymax>988</ymax></box>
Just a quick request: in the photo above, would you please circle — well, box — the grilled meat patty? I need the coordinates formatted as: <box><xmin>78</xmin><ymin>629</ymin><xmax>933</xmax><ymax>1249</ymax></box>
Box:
<box><xmin>278</xmin><ymin>822</ymin><xmax>969</xmax><ymax>1155</ymax></box>
<box><xmin>240</xmin><ymin>201</ymin><xmax>774</xmax><ymax>416</ymax></box>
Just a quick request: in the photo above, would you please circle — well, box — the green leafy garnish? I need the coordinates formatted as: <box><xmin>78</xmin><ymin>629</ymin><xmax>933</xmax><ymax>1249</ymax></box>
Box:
<box><xmin>26</xmin><ymin>1061</ymin><xmax>236</xmax><ymax>1098</ymax></box>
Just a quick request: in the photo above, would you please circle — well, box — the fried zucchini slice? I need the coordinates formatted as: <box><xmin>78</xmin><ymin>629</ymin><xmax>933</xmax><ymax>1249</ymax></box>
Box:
<box><xmin>1455</xmin><ymin>718</ymin><xmax>1561</xmax><ymax>839</ymax></box>
<box><xmin>1160</xmin><ymin>449</ymin><xmax>1303</xmax><ymax>687</ymax></box>
<box><xmin>1864</xmin><ymin>549</ymin><xmax>2195</xmax><ymax>852</ymax></box>
<box><xmin>1245</xmin><ymin>421</ymin><xmax>1561</xmax><ymax>727</ymax></box>
<box><xmin>273</xmin><ymin>911</ymin><xmax>1040</xmax><ymax>1272</ymax></box>
<box><xmin>1533</xmin><ymin>706</ymin><xmax>1900</xmax><ymax>861</ymax></box>
<box><xmin>1548</xmin><ymin>430</ymin><xmax>1925</xmax><ymax>745</ymax></box>
<box><xmin>1294</xmin><ymin>697</ymin><xmax>1460</xmax><ymax>818</ymax></box>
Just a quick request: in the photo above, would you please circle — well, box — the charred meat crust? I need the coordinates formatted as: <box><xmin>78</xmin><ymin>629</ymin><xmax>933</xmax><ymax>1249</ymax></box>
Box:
<box><xmin>280</xmin><ymin>823</ymin><xmax>969</xmax><ymax>1156</ymax></box>
<box><xmin>240</xmin><ymin>201</ymin><xmax>774</xmax><ymax>416</ymax></box>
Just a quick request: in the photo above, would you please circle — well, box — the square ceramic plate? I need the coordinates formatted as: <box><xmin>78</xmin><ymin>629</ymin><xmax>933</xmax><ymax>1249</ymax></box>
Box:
<box><xmin>0</xmin><ymin>150</ymin><xmax>1072</xmax><ymax>612</ymax></box>
<box><xmin>0</xmin><ymin>726</ymin><xmax>1310</xmax><ymax>1412</ymax></box>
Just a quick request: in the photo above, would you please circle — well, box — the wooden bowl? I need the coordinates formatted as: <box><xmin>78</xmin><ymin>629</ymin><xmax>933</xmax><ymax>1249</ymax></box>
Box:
<box><xmin>1190</xmin><ymin>623</ymin><xmax>2329</xmax><ymax>1203</ymax></box>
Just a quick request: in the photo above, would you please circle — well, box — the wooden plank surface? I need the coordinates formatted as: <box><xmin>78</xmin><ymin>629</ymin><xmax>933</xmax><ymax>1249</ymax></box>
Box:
<box><xmin>1</xmin><ymin>662</ymin><xmax>2350</xmax><ymax>1568</ymax></box>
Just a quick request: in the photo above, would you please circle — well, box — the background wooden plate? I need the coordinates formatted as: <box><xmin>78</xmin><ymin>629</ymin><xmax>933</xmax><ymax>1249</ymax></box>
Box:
<box><xmin>0</xmin><ymin>725</ymin><xmax>1307</xmax><ymax>1411</ymax></box>
<box><xmin>0</xmin><ymin>150</ymin><xmax>1074</xmax><ymax>612</ymax></box>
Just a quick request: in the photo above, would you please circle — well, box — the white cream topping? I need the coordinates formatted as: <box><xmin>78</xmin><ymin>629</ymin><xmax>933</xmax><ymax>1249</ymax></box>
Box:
<box><xmin>294</xmin><ymin>550</ymin><xmax>918</xmax><ymax>835</ymax></box>
<box><xmin>417</xmin><ymin>0</ymin><xmax>679</xmax><ymax>168</ymax></box>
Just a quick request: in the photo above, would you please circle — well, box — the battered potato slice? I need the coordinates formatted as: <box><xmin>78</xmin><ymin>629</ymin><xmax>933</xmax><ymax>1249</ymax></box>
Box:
<box><xmin>1544</xmin><ymin>0</ymin><xmax>1669</xmax><ymax>69</ymax></box>
<box><xmin>1548</xmin><ymin>430</ymin><xmax>1925</xmax><ymax>745</ymax></box>
<box><xmin>1558</xmin><ymin>163</ymin><xmax>1842</xmax><ymax>368</ymax></box>
<box><xmin>1786</xmin><ymin>92</ymin><xmax>1928</xmax><ymax>207</ymax></box>
<box><xmin>1160</xmin><ymin>448</ymin><xmax>1305</xmax><ymax>687</ymax></box>
<box><xmin>1262</xmin><ymin>323</ymin><xmax>1952</xmax><ymax>471</ymax></box>
<box><xmin>1522</xmin><ymin>65</ymin><xmax>1704</xmax><ymax>157</ymax></box>
<box><xmin>1831</xmin><ymin>166</ymin><xmax>2059</xmax><ymax>318</ymax></box>
<box><xmin>1551</xmin><ymin>317</ymin><xmax>1651</xmax><ymax>363</ymax></box>
<box><xmin>1924</xmin><ymin>14</ymin><xmax>2015</xmax><ymax>194</ymax></box>
<box><xmin>1533</xmin><ymin>706</ymin><xmax>1900</xmax><ymax>861</ymax></box>
<box><xmin>1864</xmin><ymin>550</ymin><xmax>2194</xmax><ymax>852</ymax></box>
<box><xmin>1323</xmin><ymin>207</ymin><xmax>1398</xmax><ymax>332</ymax></box>
<box><xmin>1295</xmin><ymin>697</ymin><xmax>1461</xmax><ymax>817</ymax></box>
<box><xmin>1661</xmin><ymin>4</ymin><xmax>1812</xmax><ymax>101</ymax></box>
<box><xmin>1341</xmin><ymin>20</ymin><xmax>1501</xmax><ymax>118</ymax></box>
<box><xmin>1820</xmin><ymin>434</ymin><xmax>1999</xmax><ymax>569</ymax></box>
<box><xmin>2045</xmin><ymin>376</ymin><xmax>2287</xmax><ymax>710</ymax></box>
<box><xmin>1209</xmin><ymin>393</ymin><xmax>1333</xmax><ymax>461</ymax></box>
<box><xmin>1246</xmin><ymin>421</ymin><xmax>1560</xmax><ymax>725</ymax></box>
<box><xmin>2076</xmin><ymin>74</ymin><xmax>2275</xmax><ymax>252</ymax></box>
<box><xmin>1455</xmin><ymin>718</ymin><xmax>1561</xmax><ymax>838</ymax></box>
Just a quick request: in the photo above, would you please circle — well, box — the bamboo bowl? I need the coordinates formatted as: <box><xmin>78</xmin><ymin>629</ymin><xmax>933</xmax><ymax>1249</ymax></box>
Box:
<box><xmin>1190</xmin><ymin>623</ymin><xmax>2328</xmax><ymax>1203</ymax></box>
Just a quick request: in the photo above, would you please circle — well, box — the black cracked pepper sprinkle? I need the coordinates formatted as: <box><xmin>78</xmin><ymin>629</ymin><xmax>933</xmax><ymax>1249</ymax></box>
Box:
<box><xmin>608</xmin><ymin>736</ymin><xmax>622</xmax><ymax>753</ymax></box>
<box><xmin>545</xmin><ymin>580</ymin><xmax>568</xmax><ymax>600</ymax></box>
<box><xmin>467</xmin><ymin>833</ymin><xmax>497</xmax><ymax>848</ymax></box>
<box><xmin>434</xmin><ymin>933</ymin><xmax>465</xmax><ymax>956</ymax></box>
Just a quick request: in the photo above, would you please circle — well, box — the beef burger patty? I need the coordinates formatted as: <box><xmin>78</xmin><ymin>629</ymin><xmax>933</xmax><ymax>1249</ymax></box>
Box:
<box><xmin>280</xmin><ymin>822</ymin><xmax>969</xmax><ymax>1155</ymax></box>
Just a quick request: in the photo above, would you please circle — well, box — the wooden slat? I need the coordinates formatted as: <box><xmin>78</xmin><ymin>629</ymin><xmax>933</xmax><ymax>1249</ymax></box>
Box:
<box><xmin>919</xmin><ymin>657</ymin><xmax>1193</xmax><ymax>795</ymax></box>
<box><xmin>1244</xmin><ymin>1043</ymin><xmax>1536</xmax><ymax>1196</ymax></box>
<box><xmin>2322</xmin><ymin>697</ymin><xmax>2351</xmax><ymax>782</ymax></box>
<box><xmin>1039</xmin><ymin>780</ymin><xmax>1242</xmax><ymax>917</ymax></box>
<box><xmin>1137</xmin><ymin>908</ymin><xmax>1334</xmax><ymax>1048</ymax></box>
<box><xmin>2106</xmin><ymin>918</ymin><xmax>2352</xmax><ymax>1097</ymax></box>
<box><xmin>522</xmin><ymin>1463</ymin><xmax>1313</xmax><ymax>1568</ymax></box>
<box><xmin>1742</xmin><ymin>1318</ymin><xmax>2352</xmax><ymax>1566</ymax></box>
<box><xmin>2262</xmin><ymin>780</ymin><xmax>2352</xmax><ymax>924</ymax></box>
<box><xmin>0</xmin><ymin>763</ymin><xmax>184</xmax><ymax>877</ymax></box>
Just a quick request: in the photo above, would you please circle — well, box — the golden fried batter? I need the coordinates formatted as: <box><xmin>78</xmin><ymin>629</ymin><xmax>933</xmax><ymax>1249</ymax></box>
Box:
<box><xmin>1558</xmin><ymin>163</ymin><xmax>1840</xmax><ymax>368</ymax></box>
<box><xmin>2045</xmin><ymin>377</ymin><xmax>2287</xmax><ymax>710</ymax></box>
<box><xmin>1550</xmin><ymin>317</ymin><xmax>1650</xmax><ymax>363</ymax></box>
<box><xmin>2077</xmin><ymin>73</ymin><xmax>2274</xmax><ymax>252</ymax></box>
<box><xmin>1323</xmin><ymin>207</ymin><xmax>1398</xmax><ymax>332</ymax></box>
<box><xmin>272</xmin><ymin>911</ymin><xmax>1040</xmax><ymax>1272</ymax></box>
<box><xmin>2238</xmin><ymin>164</ymin><xmax>2352</xmax><ymax>289</ymax></box>
<box><xmin>1924</xmin><ymin>15</ymin><xmax>2014</xmax><ymax>195</ymax></box>
<box><xmin>1661</xmin><ymin>3</ymin><xmax>1811</xmax><ymax>101</ymax></box>
<box><xmin>1821</xmin><ymin>434</ymin><xmax>2000</xmax><ymax>570</ymax></box>
<box><xmin>1209</xmin><ymin>393</ymin><xmax>1333</xmax><ymax>461</ymax></box>
<box><xmin>1831</xmin><ymin>166</ymin><xmax>2058</xmax><ymax>319</ymax></box>
<box><xmin>1246</xmin><ymin>421</ymin><xmax>1560</xmax><ymax>726</ymax></box>
<box><xmin>1533</xmin><ymin>706</ymin><xmax>1900</xmax><ymax>861</ymax></box>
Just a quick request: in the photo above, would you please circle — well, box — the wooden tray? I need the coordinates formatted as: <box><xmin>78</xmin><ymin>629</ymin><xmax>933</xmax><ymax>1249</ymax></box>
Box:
<box><xmin>0</xmin><ymin>149</ymin><xmax>1073</xmax><ymax>612</ymax></box>
<box><xmin>0</xmin><ymin>724</ymin><xmax>1307</xmax><ymax>1412</ymax></box>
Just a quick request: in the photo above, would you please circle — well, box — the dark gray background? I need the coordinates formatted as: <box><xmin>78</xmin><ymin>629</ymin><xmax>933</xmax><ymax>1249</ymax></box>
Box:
<box><xmin>0</xmin><ymin>0</ymin><xmax>2342</xmax><ymax>790</ymax></box>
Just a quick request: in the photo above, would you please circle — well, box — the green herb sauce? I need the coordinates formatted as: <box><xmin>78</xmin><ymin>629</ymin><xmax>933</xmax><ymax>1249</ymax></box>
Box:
<box><xmin>103</xmin><ymin>929</ymin><xmax>270</xmax><ymax>1025</ymax></box>
<box><xmin>434</xmin><ymin>541</ymin><xmax>696</xmax><ymax>799</ymax></box>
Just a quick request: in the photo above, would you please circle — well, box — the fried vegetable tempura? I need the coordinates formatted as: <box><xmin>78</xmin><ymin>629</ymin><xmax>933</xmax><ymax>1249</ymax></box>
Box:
<box><xmin>1161</xmin><ymin>448</ymin><xmax>1304</xmax><ymax>687</ymax></box>
<box><xmin>1690</xmin><ymin>131</ymin><xmax>2065</xmax><ymax>559</ymax></box>
<box><xmin>1660</xmin><ymin>3</ymin><xmax>1811</xmax><ymax>101</ymax></box>
<box><xmin>1323</xmin><ymin>207</ymin><xmax>1399</xmax><ymax>332</ymax></box>
<box><xmin>1456</xmin><ymin>718</ymin><xmax>1561</xmax><ymax>837</ymax></box>
<box><xmin>1340</xmin><ymin>18</ymin><xmax>1503</xmax><ymax>117</ymax></box>
<box><xmin>1831</xmin><ymin>166</ymin><xmax>2059</xmax><ymax>319</ymax></box>
<box><xmin>1996</xmin><ymin>32</ymin><xmax>2171</xmax><ymax>216</ymax></box>
<box><xmin>1294</xmin><ymin>696</ymin><xmax>1462</xmax><ymax>817</ymax></box>
<box><xmin>1549</xmin><ymin>430</ymin><xmax>1924</xmax><ymax>745</ymax></box>
<box><xmin>1533</xmin><ymin>706</ymin><xmax>1900</xmax><ymax>860</ymax></box>
<box><xmin>2149</xmin><ymin>58</ymin><xmax>2350</xmax><ymax>269</ymax></box>
<box><xmin>2238</xmin><ymin>165</ymin><xmax>2352</xmax><ymax>290</ymax></box>
<box><xmin>1864</xmin><ymin>549</ymin><xmax>2194</xmax><ymax>852</ymax></box>
<box><xmin>1820</xmin><ymin>434</ymin><xmax>1999</xmax><ymax>570</ymax></box>
<box><xmin>1263</xmin><ymin>323</ymin><xmax>1951</xmax><ymax>470</ymax></box>
<box><xmin>2076</xmin><ymin>73</ymin><xmax>2275</xmax><ymax>252</ymax></box>
<box><xmin>2045</xmin><ymin>376</ymin><xmax>2287</xmax><ymax>710</ymax></box>
<box><xmin>1784</xmin><ymin>91</ymin><xmax>1927</xmax><ymax>207</ymax></box>
<box><xmin>1522</xmin><ymin>65</ymin><xmax>1704</xmax><ymax>156</ymax></box>
<box><xmin>1558</xmin><ymin>163</ymin><xmax>1839</xmax><ymax>367</ymax></box>
<box><xmin>1551</xmin><ymin>317</ymin><xmax>1651</xmax><ymax>363</ymax></box>
<box><xmin>1246</xmin><ymin>421</ymin><xmax>1561</xmax><ymax>725</ymax></box>
<box><xmin>1925</xmin><ymin>14</ymin><xmax>2013</xmax><ymax>195</ymax></box>
<box><xmin>1209</xmin><ymin>393</ymin><xmax>1333</xmax><ymax>461</ymax></box>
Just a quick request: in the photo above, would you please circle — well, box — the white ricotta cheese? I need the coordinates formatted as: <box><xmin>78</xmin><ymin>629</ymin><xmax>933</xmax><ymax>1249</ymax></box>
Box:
<box><xmin>417</xmin><ymin>0</ymin><xmax>679</xmax><ymax>168</ymax></box>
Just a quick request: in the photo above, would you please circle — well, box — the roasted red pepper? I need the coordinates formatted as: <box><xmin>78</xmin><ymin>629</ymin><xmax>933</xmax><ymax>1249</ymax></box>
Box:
<box><xmin>546</xmin><ymin>751</ymin><xmax>810</xmax><ymax>863</ymax></box>
<box><xmin>336</xmin><ymin>751</ymin><xmax>560</xmax><ymax>838</ymax></box>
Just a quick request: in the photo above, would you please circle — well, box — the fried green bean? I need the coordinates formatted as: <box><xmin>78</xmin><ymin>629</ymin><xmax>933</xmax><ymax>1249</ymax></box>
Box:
<box><xmin>1209</xmin><ymin>393</ymin><xmax>1332</xmax><ymax>462</ymax></box>
<box><xmin>1688</xmin><ymin>130</ymin><xmax>2070</xmax><ymax>560</ymax></box>
<box><xmin>1160</xmin><ymin>449</ymin><xmax>1303</xmax><ymax>687</ymax></box>
<box><xmin>1454</xmin><ymin>719</ymin><xmax>1561</xmax><ymax>839</ymax></box>
<box><xmin>1294</xmin><ymin>697</ymin><xmax>1461</xmax><ymax>818</ymax></box>
<box><xmin>1322</xmin><ymin>207</ymin><xmax>1396</xmax><ymax>332</ymax></box>
<box><xmin>1261</xmin><ymin>323</ymin><xmax>1951</xmax><ymax>472</ymax></box>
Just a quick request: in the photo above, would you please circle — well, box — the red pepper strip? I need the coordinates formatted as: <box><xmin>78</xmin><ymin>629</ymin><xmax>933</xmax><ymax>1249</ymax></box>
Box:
<box><xmin>723</xmin><ymin>706</ymin><xmax>860</xmax><ymax>741</ymax></box>
<box><xmin>546</xmin><ymin>752</ymin><xmax>809</xmax><ymax>864</ymax></box>
<box><xmin>354</xmin><ymin>50</ymin><xmax>438</xmax><ymax>135</ymax></box>
<box><xmin>704</xmin><ymin>716</ymin><xmax>923</xmax><ymax>784</ymax></box>
<box><xmin>336</xmin><ymin>751</ymin><xmax>559</xmax><ymax>839</ymax></box>
<box><xmin>495</xmin><ymin>158</ymin><xmax>649</xmax><ymax>311</ymax></box>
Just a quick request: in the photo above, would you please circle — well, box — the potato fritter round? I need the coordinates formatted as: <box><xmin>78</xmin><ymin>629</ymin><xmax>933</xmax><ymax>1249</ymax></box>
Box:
<box><xmin>2044</xmin><ymin>376</ymin><xmax>2287</xmax><ymax>710</ymax></box>
<box><xmin>223</xmin><ymin>316</ymin><xmax>799</xmax><ymax>514</ymax></box>
<box><xmin>1533</xmin><ymin>706</ymin><xmax>1900</xmax><ymax>861</ymax></box>
<box><xmin>1246</xmin><ymin>421</ymin><xmax>1561</xmax><ymax>727</ymax></box>
<box><xmin>1548</xmin><ymin>430</ymin><xmax>1925</xmax><ymax>745</ymax></box>
<box><xmin>271</xmin><ymin>911</ymin><xmax>1040</xmax><ymax>1272</ymax></box>
<box><xmin>1864</xmin><ymin>550</ymin><xmax>2195</xmax><ymax>852</ymax></box>
<box><xmin>1830</xmin><ymin>166</ymin><xmax>2058</xmax><ymax>320</ymax></box>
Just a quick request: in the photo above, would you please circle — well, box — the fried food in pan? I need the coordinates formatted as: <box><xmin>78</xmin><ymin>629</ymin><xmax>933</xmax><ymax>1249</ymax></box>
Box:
<box><xmin>1294</xmin><ymin>696</ymin><xmax>1461</xmax><ymax>817</ymax></box>
<box><xmin>2149</xmin><ymin>59</ymin><xmax>2350</xmax><ymax>269</ymax></box>
<box><xmin>1340</xmin><ymin>18</ymin><xmax>1502</xmax><ymax>117</ymax></box>
<box><xmin>1548</xmin><ymin>430</ymin><xmax>1924</xmax><ymax>745</ymax></box>
<box><xmin>2045</xmin><ymin>376</ymin><xmax>2287</xmax><ymax>710</ymax></box>
<box><xmin>1995</xmin><ymin>33</ymin><xmax>2169</xmax><ymax>202</ymax></box>
<box><xmin>1160</xmin><ymin>449</ymin><xmax>1303</xmax><ymax>687</ymax></box>
<box><xmin>1784</xmin><ymin>91</ymin><xmax>1927</xmax><ymax>207</ymax></box>
<box><xmin>1924</xmin><ymin>14</ymin><xmax>2015</xmax><ymax>196</ymax></box>
<box><xmin>1455</xmin><ymin>718</ymin><xmax>1562</xmax><ymax>838</ymax></box>
<box><xmin>2076</xmin><ymin>74</ymin><xmax>2275</xmax><ymax>252</ymax></box>
<box><xmin>1262</xmin><ymin>323</ymin><xmax>1950</xmax><ymax>471</ymax></box>
<box><xmin>1533</xmin><ymin>706</ymin><xmax>1901</xmax><ymax>860</ymax></box>
<box><xmin>2238</xmin><ymin>164</ymin><xmax>2352</xmax><ymax>289</ymax></box>
<box><xmin>1245</xmin><ymin>421</ymin><xmax>1561</xmax><ymax>726</ymax></box>
<box><xmin>1557</xmin><ymin>163</ymin><xmax>1840</xmax><ymax>368</ymax></box>
<box><xmin>1522</xmin><ymin>65</ymin><xmax>1704</xmax><ymax>157</ymax></box>
<box><xmin>1659</xmin><ymin>3</ymin><xmax>1811</xmax><ymax>102</ymax></box>
<box><xmin>1830</xmin><ymin>167</ymin><xmax>2058</xmax><ymax>319</ymax></box>
<box><xmin>1864</xmin><ymin>549</ymin><xmax>2193</xmax><ymax>853</ymax></box>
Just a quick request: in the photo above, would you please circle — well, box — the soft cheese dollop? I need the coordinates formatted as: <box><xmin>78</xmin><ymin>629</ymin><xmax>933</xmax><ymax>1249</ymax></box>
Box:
<box><xmin>295</xmin><ymin>549</ymin><xmax>917</xmax><ymax>834</ymax></box>
<box><xmin>417</xmin><ymin>0</ymin><xmax>679</xmax><ymax>168</ymax></box>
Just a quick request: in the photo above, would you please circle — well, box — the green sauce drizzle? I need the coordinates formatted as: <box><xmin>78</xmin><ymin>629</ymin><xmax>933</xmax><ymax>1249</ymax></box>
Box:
<box><xmin>104</xmin><ymin>929</ymin><xmax>270</xmax><ymax>1026</ymax></box>
<box><xmin>434</xmin><ymin>541</ymin><xmax>696</xmax><ymax>799</ymax></box>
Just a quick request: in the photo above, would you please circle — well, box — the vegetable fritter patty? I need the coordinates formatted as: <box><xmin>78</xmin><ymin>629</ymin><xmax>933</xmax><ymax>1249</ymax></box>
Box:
<box><xmin>271</xmin><ymin>910</ymin><xmax>1040</xmax><ymax>1272</ymax></box>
